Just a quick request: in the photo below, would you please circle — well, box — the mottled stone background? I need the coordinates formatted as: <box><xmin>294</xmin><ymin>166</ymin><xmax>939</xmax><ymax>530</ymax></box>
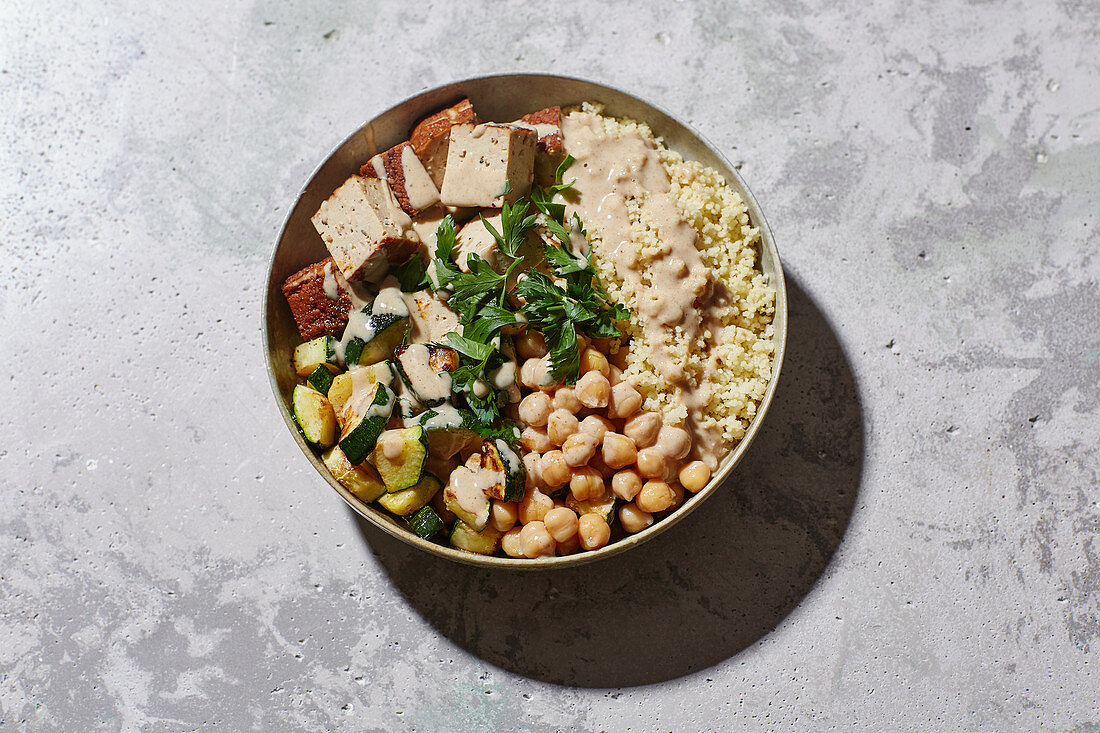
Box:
<box><xmin>1</xmin><ymin>0</ymin><xmax>1097</xmax><ymax>730</ymax></box>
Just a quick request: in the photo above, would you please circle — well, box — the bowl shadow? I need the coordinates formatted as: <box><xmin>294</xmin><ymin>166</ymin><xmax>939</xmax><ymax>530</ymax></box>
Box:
<box><xmin>352</xmin><ymin>275</ymin><xmax>863</xmax><ymax>687</ymax></box>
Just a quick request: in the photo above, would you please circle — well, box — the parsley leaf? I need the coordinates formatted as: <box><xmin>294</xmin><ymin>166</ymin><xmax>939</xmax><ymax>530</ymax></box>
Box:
<box><xmin>393</xmin><ymin>255</ymin><xmax>428</xmax><ymax>292</ymax></box>
<box><xmin>481</xmin><ymin>199</ymin><xmax>539</xmax><ymax>260</ymax></box>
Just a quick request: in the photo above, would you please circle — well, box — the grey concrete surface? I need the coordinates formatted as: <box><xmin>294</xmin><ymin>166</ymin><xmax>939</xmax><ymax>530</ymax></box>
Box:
<box><xmin>1</xmin><ymin>0</ymin><xmax>1097</xmax><ymax>730</ymax></box>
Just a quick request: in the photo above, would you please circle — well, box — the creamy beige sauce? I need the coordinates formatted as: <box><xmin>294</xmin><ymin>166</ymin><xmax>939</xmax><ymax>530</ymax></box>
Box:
<box><xmin>561</xmin><ymin>111</ymin><xmax>726</xmax><ymax>468</ymax></box>
<box><xmin>322</xmin><ymin>260</ymin><xmax>339</xmax><ymax>301</ymax></box>
<box><xmin>398</xmin><ymin>344</ymin><xmax>452</xmax><ymax>401</ymax></box>
<box><xmin>509</xmin><ymin>120</ymin><xmax>560</xmax><ymax>139</ymax></box>
<box><xmin>448</xmin><ymin>463</ymin><xmax>501</xmax><ymax>516</ymax></box>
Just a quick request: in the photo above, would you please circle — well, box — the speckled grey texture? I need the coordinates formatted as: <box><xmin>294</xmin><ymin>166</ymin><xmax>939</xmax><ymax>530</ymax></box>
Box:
<box><xmin>1</xmin><ymin>0</ymin><xmax>1097</xmax><ymax>730</ymax></box>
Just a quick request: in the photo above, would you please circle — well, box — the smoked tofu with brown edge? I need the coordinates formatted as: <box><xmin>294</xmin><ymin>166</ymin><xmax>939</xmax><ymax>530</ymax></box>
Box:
<box><xmin>409</xmin><ymin>97</ymin><xmax>479</xmax><ymax>188</ymax></box>
<box><xmin>438</xmin><ymin>124</ymin><xmax>537</xmax><ymax>209</ymax></box>
<box><xmin>311</xmin><ymin>176</ymin><xmax>422</xmax><ymax>283</ymax></box>
<box><xmin>359</xmin><ymin>141</ymin><xmax>440</xmax><ymax>218</ymax></box>
<box><xmin>516</xmin><ymin>105</ymin><xmax>563</xmax><ymax>156</ymax></box>
<box><xmin>281</xmin><ymin>258</ymin><xmax>353</xmax><ymax>340</ymax></box>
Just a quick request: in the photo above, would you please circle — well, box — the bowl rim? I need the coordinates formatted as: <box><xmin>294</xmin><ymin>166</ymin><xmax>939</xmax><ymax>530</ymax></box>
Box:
<box><xmin>263</xmin><ymin>72</ymin><xmax>787</xmax><ymax>569</ymax></box>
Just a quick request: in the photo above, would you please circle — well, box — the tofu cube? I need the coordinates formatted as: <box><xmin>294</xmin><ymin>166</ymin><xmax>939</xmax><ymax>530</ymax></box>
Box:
<box><xmin>311</xmin><ymin>176</ymin><xmax>422</xmax><ymax>283</ymax></box>
<box><xmin>516</xmin><ymin>105</ymin><xmax>564</xmax><ymax>156</ymax></box>
<box><xmin>359</xmin><ymin>141</ymin><xmax>440</xmax><ymax>217</ymax></box>
<box><xmin>409</xmin><ymin>97</ymin><xmax>479</xmax><ymax>188</ymax></box>
<box><xmin>439</xmin><ymin>124</ymin><xmax>536</xmax><ymax>209</ymax></box>
<box><xmin>281</xmin><ymin>257</ymin><xmax>352</xmax><ymax>340</ymax></box>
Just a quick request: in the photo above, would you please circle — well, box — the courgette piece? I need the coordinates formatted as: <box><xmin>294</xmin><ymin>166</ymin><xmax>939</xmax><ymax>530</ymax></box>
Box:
<box><xmin>376</xmin><ymin>472</ymin><xmax>442</xmax><ymax>516</ymax></box>
<box><xmin>566</xmin><ymin>492</ymin><xmax>617</xmax><ymax>524</ymax></box>
<box><xmin>481</xmin><ymin>438</ymin><xmax>526</xmax><ymax>502</ymax></box>
<box><xmin>329</xmin><ymin>362</ymin><xmax>395</xmax><ymax>417</ymax></box>
<box><xmin>306</xmin><ymin>363</ymin><xmax>339</xmax><ymax>395</ymax></box>
<box><xmin>414</xmin><ymin>406</ymin><xmax>483</xmax><ymax>459</ymax></box>
<box><xmin>338</xmin><ymin>383</ymin><xmax>396</xmax><ymax>464</ymax></box>
<box><xmin>450</xmin><ymin>520</ymin><xmax>504</xmax><ymax>555</ymax></box>
<box><xmin>372</xmin><ymin>426</ymin><xmax>428</xmax><ymax>493</ymax></box>
<box><xmin>442</xmin><ymin>463</ymin><xmax>492</xmax><ymax>531</ymax></box>
<box><xmin>292</xmin><ymin>384</ymin><xmax>337</xmax><ymax>447</ymax></box>
<box><xmin>394</xmin><ymin>344</ymin><xmax>458</xmax><ymax>407</ymax></box>
<box><xmin>293</xmin><ymin>336</ymin><xmax>337</xmax><ymax>377</ymax></box>
<box><xmin>345</xmin><ymin>311</ymin><xmax>409</xmax><ymax>367</ymax></box>
<box><xmin>322</xmin><ymin>446</ymin><xmax>386</xmax><ymax>502</ymax></box>
<box><xmin>408</xmin><ymin>505</ymin><xmax>445</xmax><ymax>539</ymax></box>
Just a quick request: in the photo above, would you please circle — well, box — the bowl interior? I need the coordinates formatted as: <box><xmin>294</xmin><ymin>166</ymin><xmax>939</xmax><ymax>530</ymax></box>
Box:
<box><xmin>264</xmin><ymin>73</ymin><xmax>787</xmax><ymax>569</ymax></box>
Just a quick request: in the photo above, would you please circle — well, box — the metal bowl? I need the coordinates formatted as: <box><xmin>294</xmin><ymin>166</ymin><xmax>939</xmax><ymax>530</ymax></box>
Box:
<box><xmin>263</xmin><ymin>73</ymin><xmax>787</xmax><ymax>569</ymax></box>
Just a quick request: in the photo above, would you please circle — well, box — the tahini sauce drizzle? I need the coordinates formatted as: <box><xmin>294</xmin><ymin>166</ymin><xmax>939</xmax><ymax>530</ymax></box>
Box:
<box><xmin>560</xmin><ymin>111</ymin><xmax>727</xmax><ymax>468</ymax></box>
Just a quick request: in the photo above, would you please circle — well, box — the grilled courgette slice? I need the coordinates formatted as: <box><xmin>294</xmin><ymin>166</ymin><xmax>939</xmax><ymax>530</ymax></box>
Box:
<box><xmin>450</xmin><ymin>521</ymin><xmax>504</xmax><ymax>555</ymax></box>
<box><xmin>293</xmin><ymin>335</ymin><xmax>337</xmax><ymax>377</ymax></box>
<box><xmin>481</xmin><ymin>438</ymin><xmax>526</xmax><ymax>502</ymax></box>
<box><xmin>376</xmin><ymin>472</ymin><xmax>442</xmax><ymax>516</ymax></box>
<box><xmin>329</xmin><ymin>361</ymin><xmax>395</xmax><ymax>418</ymax></box>
<box><xmin>322</xmin><ymin>446</ymin><xmax>387</xmax><ymax>502</ymax></box>
<box><xmin>566</xmin><ymin>492</ymin><xmax>617</xmax><ymax>524</ymax></box>
<box><xmin>306</xmin><ymin>363</ymin><xmax>339</xmax><ymax>395</ymax></box>
<box><xmin>344</xmin><ymin>311</ymin><xmax>409</xmax><ymax>367</ymax></box>
<box><xmin>337</xmin><ymin>383</ymin><xmax>396</xmax><ymax>464</ymax></box>
<box><xmin>408</xmin><ymin>505</ymin><xmax>445</xmax><ymax>538</ymax></box>
<box><xmin>372</xmin><ymin>426</ymin><xmax>428</xmax><ymax>493</ymax></box>
<box><xmin>442</xmin><ymin>461</ymin><xmax>493</xmax><ymax>531</ymax></box>
<box><xmin>394</xmin><ymin>343</ymin><xmax>459</xmax><ymax>408</ymax></box>
<box><xmin>413</xmin><ymin>406</ymin><xmax>483</xmax><ymax>459</ymax></box>
<box><xmin>292</xmin><ymin>384</ymin><xmax>337</xmax><ymax>447</ymax></box>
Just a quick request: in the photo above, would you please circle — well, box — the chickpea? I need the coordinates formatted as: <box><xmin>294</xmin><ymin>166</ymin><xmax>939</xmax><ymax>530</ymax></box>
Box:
<box><xmin>610</xmin><ymin>469</ymin><xmax>643</xmax><ymax>501</ymax></box>
<box><xmin>521</xmin><ymin>426</ymin><xmax>554</xmax><ymax>454</ymax></box>
<box><xmin>578</xmin><ymin>414</ymin><xmax>615</xmax><ymax>443</ymax></box>
<box><xmin>542</xmin><ymin>506</ymin><xmax>580</xmax><ymax>543</ymax></box>
<box><xmin>636</xmin><ymin>447</ymin><xmax>669</xmax><ymax>479</ymax></box>
<box><xmin>515</xmin><ymin>329</ymin><xmax>548</xmax><ymax>360</ymax></box>
<box><xmin>575</xmin><ymin>333</ymin><xmax>589</xmax><ymax>353</ymax></box>
<box><xmin>601</xmin><ymin>432</ymin><xmax>638</xmax><ymax>470</ymax></box>
<box><xmin>679</xmin><ymin>460</ymin><xmax>711</xmax><ymax>493</ymax></box>
<box><xmin>519</xmin><ymin>356</ymin><xmax>555</xmax><ymax>391</ymax></box>
<box><xmin>551</xmin><ymin>386</ymin><xmax>582</xmax><ymax>414</ymax></box>
<box><xmin>579</xmin><ymin>347</ymin><xmax>610</xmax><ymax>376</ymax></box>
<box><xmin>539</xmin><ymin>450</ymin><xmax>572</xmax><ymax>489</ymax></box>
<box><xmin>501</xmin><ymin>527</ymin><xmax>525</xmax><ymax>557</ymax></box>
<box><xmin>547</xmin><ymin>409</ymin><xmax>580</xmax><ymax>446</ymax></box>
<box><xmin>562</xmin><ymin>432</ymin><xmax>599</xmax><ymax>467</ymax></box>
<box><xmin>578</xmin><ymin>513</ymin><xmax>611</xmax><ymax>551</ymax></box>
<box><xmin>522</xmin><ymin>451</ymin><xmax>544</xmax><ymax>490</ymax></box>
<box><xmin>591</xmin><ymin>337</ymin><xmax>616</xmax><ymax>353</ymax></box>
<box><xmin>569</xmin><ymin>466</ymin><xmax>606</xmax><ymax>501</ymax></box>
<box><xmin>636</xmin><ymin>480</ymin><xmax>676</xmax><ymax>513</ymax></box>
<box><xmin>518</xmin><ymin>487</ymin><xmax>554</xmax><ymax>524</ymax></box>
<box><xmin>619</xmin><ymin>503</ymin><xmax>654</xmax><ymax>534</ymax></box>
<box><xmin>609</xmin><ymin>346</ymin><xmax>629</xmax><ymax>369</ymax></box>
<box><xmin>623</xmin><ymin>411</ymin><xmax>661</xmax><ymax>449</ymax></box>
<box><xmin>556</xmin><ymin>533</ymin><xmax>581</xmax><ymax>555</ymax></box>
<box><xmin>608</xmin><ymin>381</ymin><xmax>642</xmax><ymax>419</ymax></box>
<box><xmin>575</xmin><ymin>371</ymin><xmax>611</xmax><ymax>409</ymax></box>
<box><xmin>654</xmin><ymin>426</ymin><xmax>692</xmax><ymax>460</ymax></box>
<box><xmin>589</xmin><ymin>451</ymin><xmax>616</xmax><ymax>479</ymax></box>
<box><xmin>517</xmin><ymin>391</ymin><xmax>552</xmax><ymax>427</ymax></box>
<box><xmin>667</xmin><ymin>482</ymin><xmax>685</xmax><ymax>511</ymax></box>
<box><xmin>608</xmin><ymin>365</ymin><xmax>623</xmax><ymax>385</ymax></box>
<box><xmin>490</xmin><ymin>500</ymin><xmax>519</xmax><ymax>532</ymax></box>
<box><xmin>520</xmin><ymin>521</ymin><xmax>556</xmax><ymax>558</ymax></box>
